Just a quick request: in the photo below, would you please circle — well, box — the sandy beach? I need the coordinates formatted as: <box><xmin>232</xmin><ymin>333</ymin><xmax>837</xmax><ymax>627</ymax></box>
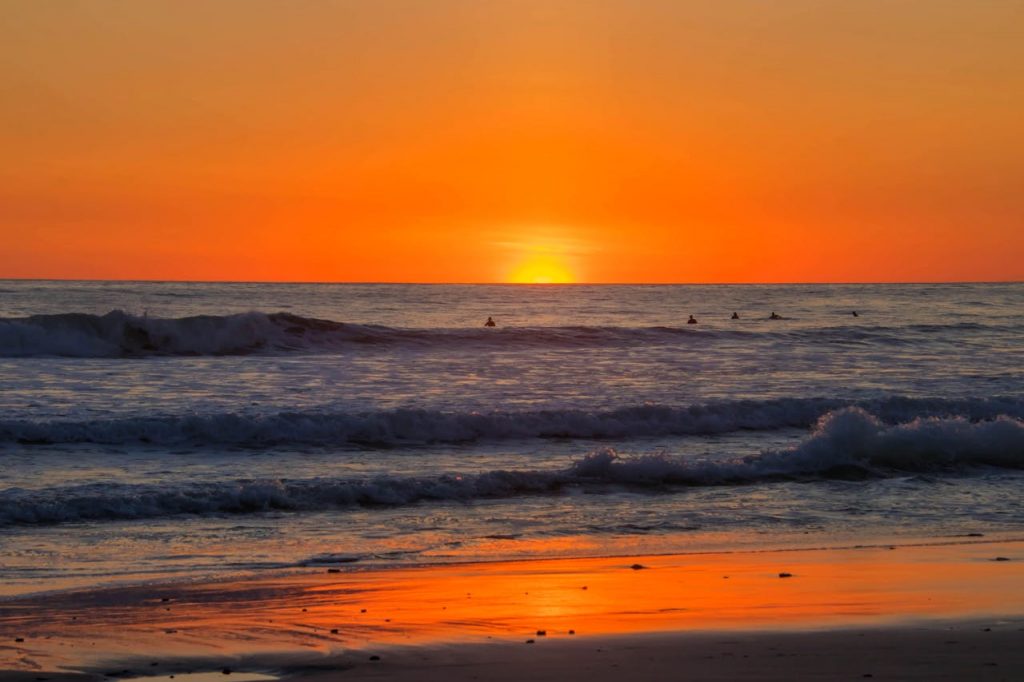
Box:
<box><xmin>4</xmin><ymin>626</ymin><xmax>1023</xmax><ymax>682</ymax></box>
<box><xmin>2</xmin><ymin>538</ymin><xmax>1022</xmax><ymax>680</ymax></box>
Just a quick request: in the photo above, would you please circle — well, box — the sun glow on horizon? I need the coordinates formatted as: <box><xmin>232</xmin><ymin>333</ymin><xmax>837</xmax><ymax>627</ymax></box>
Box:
<box><xmin>502</xmin><ymin>234</ymin><xmax>582</xmax><ymax>283</ymax></box>
<box><xmin>507</xmin><ymin>253</ymin><xmax>576</xmax><ymax>284</ymax></box>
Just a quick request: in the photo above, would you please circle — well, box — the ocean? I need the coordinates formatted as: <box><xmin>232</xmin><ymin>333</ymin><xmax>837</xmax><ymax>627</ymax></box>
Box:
<box><xmin>1</xmin><ymin>281</ymin><xmax>1022</xmax><ymax>597</ymax></box>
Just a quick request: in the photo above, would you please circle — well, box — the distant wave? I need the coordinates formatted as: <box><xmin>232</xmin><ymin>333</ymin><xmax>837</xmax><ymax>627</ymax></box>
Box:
<box><xmin>0</xmin><ymin>310</ymin><xmax>1016</xmax><ymax>358</ymax></box>
<box><xmin>3</xmin><ymin>409</ymin><xmax>1022</xmax><ymax>525</ymax></box>
<box><xmin>2</xmin><ymin>396</ymin><xmax>1023</xmax><ymax>447</ymax></box>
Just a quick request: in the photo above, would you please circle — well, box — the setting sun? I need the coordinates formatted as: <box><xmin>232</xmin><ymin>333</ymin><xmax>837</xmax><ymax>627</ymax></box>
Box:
<box><xmin>506</xmin><ymin>253</ymin><xmax>576</xmax><ymax>284</ymax></box>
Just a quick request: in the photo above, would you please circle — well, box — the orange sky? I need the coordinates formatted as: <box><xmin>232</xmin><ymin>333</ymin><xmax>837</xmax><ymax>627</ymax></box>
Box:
<box><xmin>1</xmin><ymin>1</ymin><xmax>1022</xmax><ymax>283</ymax></box>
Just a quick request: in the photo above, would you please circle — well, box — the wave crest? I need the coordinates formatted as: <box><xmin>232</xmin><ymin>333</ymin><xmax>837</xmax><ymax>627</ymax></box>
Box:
<box><xmin>0</xmin><ymin>310</ymin><xmax>1014</xmax><ymax>357</ymax></box>
<box><xmin>4</xmin><ymin>397</ymin><xmax>1023</xmax><ymax>447</ymax></box>
<box><xmin>3</xmin><ymin>409</ymin><xmax>1022</xmax><ymax>525</ymax></box>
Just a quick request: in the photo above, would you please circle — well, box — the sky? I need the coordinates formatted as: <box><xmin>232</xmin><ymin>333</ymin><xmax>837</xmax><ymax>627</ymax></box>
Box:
<box><xmin>1</xmin><ymin>0</ymin><xmax>1022</xmax><ymax>283</ymax></box>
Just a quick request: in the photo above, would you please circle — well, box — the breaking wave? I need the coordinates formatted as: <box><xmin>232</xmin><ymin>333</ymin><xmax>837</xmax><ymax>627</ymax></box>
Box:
<box><xmin>3</xmin><ymin>396</ymin><xmax>1023</xmax><ymax>447</ymax></box>
<box><xmin>0</xmin><ymin>310</ymin><xmax>1015</xmax><ymax>357</ymax></box>
<box><xmin>3</xmin><ymin>409</ymin><xmax>1022</xmax><ymax>525</ymax></box>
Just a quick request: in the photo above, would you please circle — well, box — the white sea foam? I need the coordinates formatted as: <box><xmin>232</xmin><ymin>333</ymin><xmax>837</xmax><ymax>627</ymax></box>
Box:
<box><xmin>3</xmin><ymin>410</ymin><xmax>1022</xmax><ymax>525</ymax></box>
<box><xmin>758</xmin><ymin>408</ymin><xmax>1024</xmax><ymax>471</ymax></box>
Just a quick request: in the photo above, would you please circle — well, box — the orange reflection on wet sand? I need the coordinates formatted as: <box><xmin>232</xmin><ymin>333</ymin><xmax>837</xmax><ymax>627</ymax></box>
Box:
<box><xmin>303</xmin><ymin>540</ymin><xmax>1024</xmax><ymax>640</ymax></box>
<box><xmin>1</xmin><ymin>540</ymin><xmax>1022</xmax><ymax>671</ymax></box>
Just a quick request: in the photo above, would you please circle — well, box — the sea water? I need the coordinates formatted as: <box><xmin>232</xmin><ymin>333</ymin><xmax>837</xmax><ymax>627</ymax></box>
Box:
<box><xmin>1</xmin><ymin>281</ymin><xmax>1022</xmax><ymax>595</ymax></box>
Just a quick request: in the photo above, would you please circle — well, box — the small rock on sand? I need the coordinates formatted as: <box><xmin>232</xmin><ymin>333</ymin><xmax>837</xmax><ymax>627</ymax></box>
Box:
<box><xmin>369</xmin><ymin>655</ymin><xmax>381</xmax><ymax>661</ymax></box>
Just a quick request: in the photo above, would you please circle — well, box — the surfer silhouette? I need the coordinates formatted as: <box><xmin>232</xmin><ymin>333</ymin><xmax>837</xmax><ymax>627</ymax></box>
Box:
<box><xmin>731</xmin><ymin>312</ymin><xmax>740</xmax><ymax>320</ymax></box>
<box><xmin>769</xmin><ymin>312</ymin><xmax>782</xmax><ymax>320</ymax></box>
<box><xmin>852</xmin><ymin>311</ymin><xmax>859</xmax><ymax>317</ymax></box>
<box><xmin>484</xmin><ymin>316</ymin><xmax>496</xmax><ymax>327</ymax></box>
<box><xmin>687</xmin><ymin>315</ymin><xmax>698</xmax><ymax>325</ymax></box>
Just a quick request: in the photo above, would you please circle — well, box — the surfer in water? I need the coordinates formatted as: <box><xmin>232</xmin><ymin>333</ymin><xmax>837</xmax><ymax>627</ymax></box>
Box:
<box><xmin>687</xmin><ymin>315</ymin><xmax>698</xmax><ymax>325</ymax></box>
<box><xmin>852</xmin><ymin>311</ymin><xmax>859</xmax><ymax>317</ymax></box>
<box><xmin>731</xmin><ymin>312</ymin><xmax>740</xmax><ymax>320</ymax></box>
<box><xmin>484</xmin><ymin>316</ymin><xmax>496</xmax><ymax>327</ymax></box>
<box><xmin>769</xmin><ymin>312</ymin><xmax>782</xmax><ymax>320</ymax></box>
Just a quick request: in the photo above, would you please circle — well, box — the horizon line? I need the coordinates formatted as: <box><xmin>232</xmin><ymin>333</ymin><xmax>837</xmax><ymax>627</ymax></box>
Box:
<box><xmin>0</xmin><ymin>277</ymin><xmax>1021</xmax><ymax>286</ymax></box>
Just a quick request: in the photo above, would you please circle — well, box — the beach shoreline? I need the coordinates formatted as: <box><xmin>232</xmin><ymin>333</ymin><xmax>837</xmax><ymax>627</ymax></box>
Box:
<box><xmin>3</xmin><ymin>621</ymin><xmax>1023</xmax><ymax>681</ymax></box>
<box><xmin>2</xmin><ymin>538</ymin><xmax>1021</xmax><ymax>680</ymax></box>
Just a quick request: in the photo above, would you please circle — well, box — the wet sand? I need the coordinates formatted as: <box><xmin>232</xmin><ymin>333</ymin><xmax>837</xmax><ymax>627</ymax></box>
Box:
<box><xmin>302</xmin><ymin>623</ymin><xmax>1024</xmax><ymax>681</ymax></box>
<box><xmin>1</xmin><ymin>539</ymin><xmax>1021</xmax><ymax>680</ymax></box>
